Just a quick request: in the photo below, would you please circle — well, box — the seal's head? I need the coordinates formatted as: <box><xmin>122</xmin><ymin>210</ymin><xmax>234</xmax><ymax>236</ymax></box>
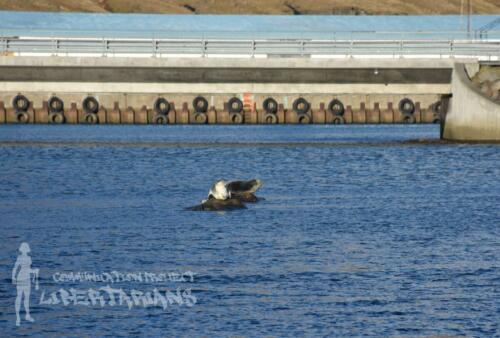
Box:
<box><xmin>207</xmin><ymin>180</ymin><xmax>231</xmax><ymax>201</ymax></box>
<box><xmin>19</xmin><ymin>242</ymin><xmax>30</xmax><ymax>254</ymax></box>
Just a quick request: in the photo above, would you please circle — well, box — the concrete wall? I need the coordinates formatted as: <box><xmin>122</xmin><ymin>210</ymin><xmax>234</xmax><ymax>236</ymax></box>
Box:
<box><xmin>0</xmin><ymin>66</ymin><xmax>451</xmax><ymax>84</ymax></box>
<box><xmin>443</xmin><ymin>64</ymin><xmax>500</xmax><ymax>141</ymax></box>
<box><xmin>0</xmin><ymin>55</ymin><xmax>455</xmax><ymax>124</ymax></box>
<box><xmin>0</xmin><ymin>55</ymin><xmax>449</xmax><ymax>111</ymax></box>
<box><xmin>0</xmin><ymin>82</ymin><xmax>450</xmax><ymax>96</ymax></box>
<box><xmin>0</xmin><ymin>56</ymin><xmax>461</xmax><ymax>69</ymax></box>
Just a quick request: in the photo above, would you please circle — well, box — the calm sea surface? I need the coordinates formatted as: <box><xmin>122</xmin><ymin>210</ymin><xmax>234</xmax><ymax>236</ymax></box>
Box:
<box><xmin>0</xmin><ymin>125</ymin><xmax>499</xmax><ymax>337</ymax></box>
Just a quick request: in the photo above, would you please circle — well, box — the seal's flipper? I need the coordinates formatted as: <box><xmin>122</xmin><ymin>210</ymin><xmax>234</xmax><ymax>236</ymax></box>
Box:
<box><xmin>226</xmin><ymin>179</ymin><xmax>263</xmax><ymax>194</ymax></box>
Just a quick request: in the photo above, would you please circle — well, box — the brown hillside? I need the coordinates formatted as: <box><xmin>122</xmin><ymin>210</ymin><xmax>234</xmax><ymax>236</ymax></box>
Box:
<box><xmin>0</xmin><ymin>0</ymin><xmax>498</xmax><ymax>14</ymax></box>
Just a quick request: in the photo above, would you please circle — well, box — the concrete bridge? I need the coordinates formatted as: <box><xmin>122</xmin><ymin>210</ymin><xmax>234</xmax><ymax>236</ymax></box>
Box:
<box><xmin>0</xmin><ymin>56</ymin><xmax>456</xmax><ymax>126</ymax></box>
<box><xmin>0</xmin><ymin>12</ymin><xmax>498</xmax><ymax>139</ymax></box>
<box><xmin>0</xmin><ymin>55</ymin><xmax>498</xmax><ymax>138</ymax></box>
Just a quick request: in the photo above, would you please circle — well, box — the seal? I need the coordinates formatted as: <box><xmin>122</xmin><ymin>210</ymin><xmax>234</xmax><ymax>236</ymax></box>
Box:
<box><xmin>227</xmin><ymin>179</ymin><xmax>262</xmax><ymax>194</ymax></box>
<box><xmin>207</xmin><ymin>180</ymin><xmax>231</xmax><ymax>201</ymax></box>
<box><xmin>185</xmin><ymin>179</ymin><xmax>264</xmax><ymax>211</ymax></box>
<box><xmin>226</xmin><ymin>179</ymin><xmax>263</xmax><ymax>202</ymax></box>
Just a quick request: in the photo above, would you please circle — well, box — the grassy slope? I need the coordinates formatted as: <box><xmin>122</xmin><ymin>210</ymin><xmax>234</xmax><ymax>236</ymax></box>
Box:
<box><xmin>0</xmin><ymin>0</ymin><xmax>498</xmax><ymax>14</ymax></box>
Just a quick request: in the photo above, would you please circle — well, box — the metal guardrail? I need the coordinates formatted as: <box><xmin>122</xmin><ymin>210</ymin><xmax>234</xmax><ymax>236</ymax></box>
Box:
<box><xmin>1</xmin><ymin>36</ymin><xmax>499</xmax><ymax>59</ymax></box>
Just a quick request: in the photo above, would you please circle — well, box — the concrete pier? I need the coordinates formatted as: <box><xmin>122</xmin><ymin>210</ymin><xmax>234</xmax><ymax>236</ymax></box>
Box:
<box><xmin>442</xmin><ymin>63</ymin><xmax>500</xmax><ymax>141</ymax></box>
<box><xmin>0</xmin><ymin>56</ymin><xmax>458</xmax><ymax>125</ymax></box>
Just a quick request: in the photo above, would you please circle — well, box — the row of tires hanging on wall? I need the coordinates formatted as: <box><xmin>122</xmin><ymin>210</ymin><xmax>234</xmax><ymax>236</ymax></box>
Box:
<box><xmin>0</xmin><ymin>94</ymin><xmax>444</xmax><ymax>125</ymax></box>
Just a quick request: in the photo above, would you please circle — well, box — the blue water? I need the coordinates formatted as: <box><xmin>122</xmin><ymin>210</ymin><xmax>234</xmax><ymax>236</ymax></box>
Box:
<box><xmin>1</xmin><ymin>125</ymin><xmax>499</xmax><ymax>337</ymax></box>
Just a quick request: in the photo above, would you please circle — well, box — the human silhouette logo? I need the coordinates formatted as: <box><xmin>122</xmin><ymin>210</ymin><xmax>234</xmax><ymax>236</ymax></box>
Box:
<box><xmin>12</xmin><ymin>242</ymin><xmax>39</xmax><ymax>327</ymax></box>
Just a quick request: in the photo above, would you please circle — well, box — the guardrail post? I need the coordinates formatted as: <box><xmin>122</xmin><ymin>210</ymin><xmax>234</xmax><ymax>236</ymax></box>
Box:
<box><xmin>201</xmin><ymin>39</ymin><xmax>207</xmax><ymax>57</ymax></box>
<box><xmin>152</xmin><ymin>39</ymin><xmax>157</xmax><ymax>57</ymax></box>
<box><xmin>251</xmin><ymin>40</ymin><xmax>255</xmax><ymax>58</ymax></box>
<box><xmin>52</xmin><ymin>38</ymin><xmax>57</xmax><ymax>56</ymax></box>
<box><xmin>102</xmin><ymin>38</ymin><xmax>107</xmax><ymax>57</ymax></box>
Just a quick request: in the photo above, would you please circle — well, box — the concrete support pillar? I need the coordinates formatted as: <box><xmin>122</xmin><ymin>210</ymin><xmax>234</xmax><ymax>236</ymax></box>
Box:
<box><xmin>394</xmin><ymin>101</ymin><xmax>404</xmax><ymax>122</ymax></box>
<box><xmin>66</xmin><ymin>103</ymin><xmax>78</xmax><ymax>124</ymax></box>
<box><xmin>277</xmin><ymin>104</ymin><xmax>286</xmax><ymax>124</ymax></box>
<box><xmin>0</xmin><ymin>101</ymin><xmax>5</xmax><ymax>124</ymax></box>
<box><xmin>420</xmin><ymin>103</ymin><xmax>433</xmax><ymax>123</ymax></box>
<box><xmin>353</xmin><ymin>102</ymin><xmax>367</xmax><ymax>124</ymax></box>
<box><xmin>35</xmin><ymin>101</ymin><xmax>49</xmax><ymax>124</ymax></box>
<box><xmin>367</xmin><ymin>102</ymin><xmax>381</xmax><ymax>124</ymax></box>
<box><xmin>344</xmin><ymin>105</ymin><xmax>353</xmax><ymax>124</ymax></box>
<box><xmin>108</xmin><ymin>102</ymin><xmax>121</xmax><ymax>124</ymax></box>
<box><xmin>313</xmin><ymin>102</ymin><xmax>326</xmax><ymax>124</ymax></box>
<box><xmin>325</xmin><ymin>103</ymin><xmax>335</xmax><ymax>124</ymax></box>
<box><xmin>381</xmin><ymin>102</ymin><xmax>394</xmax><ymax>123</ymax></box>
<box><xmin>168</xmin><ymin>103</ymin><xmax>177</xmax><ymax>124</ymax></box>
<box><xmin>216</xmin><ymin>103</ymin><xmax>229</xmax><ymax>124</ymax></box>
<box><xmin>284</xmin><ymin>108</ymin><xmax>295</xmax><ymax>124</ymax></box>
<box><xmin>136</xmin><ymin>105</ymin><xmax>148</xmax><ymax>124</ymax></box>
<box><xmin>207</xmin><ymin>105</ymin><xmax>217</xmax><ymax>124</ymax></box>
<box><xmin>178</xmin><ymin>103</ymin><xmax>190</xmax><ymax>124</ymax></box>
<box><xmin>414</xmin><ymin>102</ymin><xmax>422</xmax><ymax>123</ymax></box>
<box><xmin>27</xmin><ymin>102</ymin><xmax>35</xmax><ymax>124</ymax></box>
<box><xmin>97</xmin><ymin>106</ymin><xmax>107</xmax><ymax>124</ymax></box>
<box><xmin>245</xmin><ymin>102</ymin><xmax>258</xmax><ymax>124</ymax></box>
<box><xmin>121</xmin><ymin>106</ymin><xmax>135</xmax><ymax>124</ymax></box>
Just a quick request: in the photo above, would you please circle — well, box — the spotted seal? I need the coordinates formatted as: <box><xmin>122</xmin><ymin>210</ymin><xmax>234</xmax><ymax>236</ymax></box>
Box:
<box><xmin>185</xmin><ymin>179</ymin><xmax>264</xmax><ymax>211</ymax></box>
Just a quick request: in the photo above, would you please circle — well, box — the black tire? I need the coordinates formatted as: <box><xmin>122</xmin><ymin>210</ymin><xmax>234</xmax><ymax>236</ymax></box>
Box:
<box><xmin>48</xmin><ymin>96</ymin><xmax>64</xmax><ymax>113</ymax></box>
<box><xmin>153</xmin><ymin>114</ymin><xmax>168</xmax><ymax>125</ymax></box>
<box><xmin>332</xmin><ymin>116</ymin><xmax>346</xmax><ymax>125</ymax></box>
<box><xmin>83</xmin><ymin>113</ymin><xmax>99</xmax><ymax>124</ymax></box>
<box><xmin>401</xmin><ymin>113</ymin><xmax>416</xmax><ymax>124</ymax></box>
<box><xmin>49</xmin><ymin>112</ymin><xmax>65</xmax><ymax>124</ymax></box>
<box><xmin>263</xmin><ymin>113</ymin><xmax>278</xmax><ymax>124</ymax></box>
<box><xmin>16</xmin><ymin>111</ymin><xmax>29</xmax><ymax>123</ymax></box>
<box><xmin>82</xmin><ymin>96</ymin><xmax>99</xmax><ymax>114</ymax></box>
<box><xmin>228</xmin><ymin>97</ymin><xmax>243</xmax><ymax>113</ymax></box>
<box><xmin>229</xmin><ymin>112</ymin><xmax>244</xmax><ymax>124</ymax></box>
<box><xmin>399</xmin><ymin>98</ymin><xmax>415</xmax><ymax>115</ymax></box>
<box><xmin>193</xmin><ymin>96</ymin><xmax>208</xmax><ymax>113</ymax></box>
<box><xmin>328</xmin><ymin>99</ymin><xmax>345</xmax><ymax>116</ymax></box>
<box><xmin>293</xmin><ymin>97</ymin><xmax>310</xmax><ymax>114</ymax></box>
<box><xmin>154</xmin><ymin>97</ymin><xmax>170</xmax><ymax>115</ymax></box>
<box><xmin>262</xmin><ymin>97</ymin><xmax>278</xmax><ymax>114</ymax></box>
<box><xmin>297</xmin><ymin>114</ymin><xmax>311</xmax><ymax>124</ymax></box>
<box><xmin>432</xmin><ymin>101</ymin><xmax>442</xmax><ymax>115</ymax></box>
<box><xmin>13</xmin><ymin>94</ymin><xmax>29</xmax><ymax>112</ymax></box>
<box><xmin>432</xmin><ymin>115</ymin><xmax>441</xmax><ymax>124</ymax></box>
<box><xmin>193</xmin><ymin>112</ymin><xmax>207</xmax><ymax>124</ymax></box>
